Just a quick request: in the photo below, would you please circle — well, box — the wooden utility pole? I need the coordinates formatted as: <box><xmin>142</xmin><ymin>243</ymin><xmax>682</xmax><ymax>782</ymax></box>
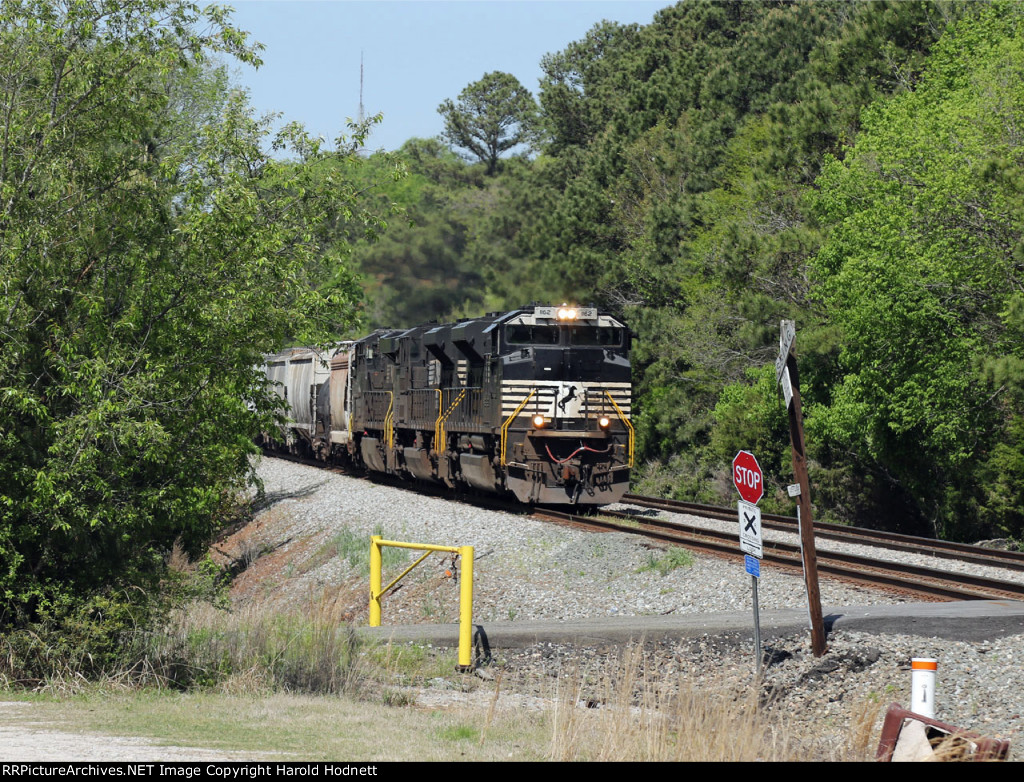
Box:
<box><xmin>776</xmin><ymin>320</ymin><xmax>827</xmax><ymax>657</ymax></box>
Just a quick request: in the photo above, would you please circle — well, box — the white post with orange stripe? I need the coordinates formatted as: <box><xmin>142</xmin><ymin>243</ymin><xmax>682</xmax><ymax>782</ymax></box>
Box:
<box><xmin>911</xmin><ymin>658</ymin><xmax>938</xmax><ymax>718</ymax></box>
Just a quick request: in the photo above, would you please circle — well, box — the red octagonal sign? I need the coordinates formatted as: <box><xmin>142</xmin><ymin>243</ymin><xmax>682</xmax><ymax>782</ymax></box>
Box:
<box><xmin>732</xmin><ymin>450</ymin><xmax>764</xmax><ymax>505</ymax></box>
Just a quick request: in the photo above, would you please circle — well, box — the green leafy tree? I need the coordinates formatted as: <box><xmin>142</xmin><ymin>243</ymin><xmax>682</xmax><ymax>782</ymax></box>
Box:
<box><xmin>520</xmin><ymin>1</ymin><xmax>966</xmax><ymax>506</ymax></box>
<box><xmin>0</xmin><ymin>0</ymin><xmax>377</xmax><ymax>632</ymax></box>
<box><xmin>438</xmin><ymin>71</ymin><xmax>537</xmax><ymax>175</ymax></box>
<box><xmin>809</xmin><ymin>3</ymin><xmax>1024</xmax><ymax>539</ymax></box>
<box><xmin>347</xmin><ymin>138</ymin><xmax>547</xmax><ymax>328</ymax></box>
<box><xmin>538</xmin><ymin>19</ymin><xmax>644</xmax><ymax>153</ymax></box>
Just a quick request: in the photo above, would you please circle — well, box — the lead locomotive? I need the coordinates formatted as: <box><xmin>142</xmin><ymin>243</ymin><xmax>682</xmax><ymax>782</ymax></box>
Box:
<box><xmin>262</xmin><ymin>305</ymin><xmax>632</xmax><ymax>505</ymax></box>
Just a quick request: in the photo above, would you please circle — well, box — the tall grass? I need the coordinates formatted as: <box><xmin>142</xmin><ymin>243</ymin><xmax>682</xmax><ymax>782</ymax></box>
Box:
<box><xmin>0</xmin><ymin>596</ymin><xmax>375</xmax><ymax>697</ymax></box>
<box><xmin>547</xmin><ymin>645</ymin><xmax>883</xmax><ymax>762</ymax></box>
<box><xmin>147</xmin><ymin>598</ymin><xmax>369</xmax><ymax>695</ymax></box>
<box><xmin>3</xmin><ymin>603</ymin><xmax>893</xmax><ymax>761</ymax></box>
<box><xmin>149</xmin><ymin>534</ymin><xmax>405</xmax><ymax>694</ymax></box>
<box><xmin>0</xmin><ymin>540</ymin><xmax>894</xmax><ymax>760</ymax></box>
<box><xmin>0</xmin><ymin>534</ymin><xmax>417</xmax><ymax>696</ymax></box>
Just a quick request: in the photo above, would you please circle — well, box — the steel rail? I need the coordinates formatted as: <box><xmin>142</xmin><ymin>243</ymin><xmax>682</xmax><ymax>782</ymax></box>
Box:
<box><xmin>532</xmin><ymin>508</ymin><xmax>1024</xmax><ymax>602</ymax></box>
<box><xmin>623</xmin><ymin>493</ymin><xmax>1024</xmax><ymax>571</ymax></box>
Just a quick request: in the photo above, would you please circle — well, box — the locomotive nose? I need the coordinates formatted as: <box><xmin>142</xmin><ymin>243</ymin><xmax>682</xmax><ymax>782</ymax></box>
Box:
<box><xmin>533</xmin><ymin>347</ymin><xmax>563</xmax><ymax>376</ymax></box>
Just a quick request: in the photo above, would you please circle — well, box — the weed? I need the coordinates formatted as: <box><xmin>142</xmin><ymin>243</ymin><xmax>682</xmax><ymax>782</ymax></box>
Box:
<box><xmin>133</xmin><ymin>597</ymin><xmax>375</xmax><ymax>695</ymax></box>
<box><xmin>606</xmin><ymin>515</ymin><xmax>639</xmax><ymax>529</ymax></box>
<box><xmin>329</xmin><ymin>526</ymin><xmax>409</xmax><ymax>576</ymax></box>
<box><xmin>437</xmin><ymin>724</ymin><xmax>478</xmax><ymax>742</ymax></box>
<box><xmin>847</xmin><ymin>695</ymin><xmax>885</xmax><ymax>760</ymax></box>
<box><xmin>239</xmin><ymin>539</ymin><xmax>272</xmax><ymax>569</ymax></box>
<box><xmin>366</xmin><ymin>642</ymin><xmax>457</xmax><ymax>686</ymax></box>
<box><xmin>368</xmin><ymin>643</ymin><xmax>426</xmax><ymax>675</ymax></box>
<box><xmin>420</xmin><ymin>596</ymin><xmax>438</xmax><ymax>618</ymax></box>
<box><xmin>382</xmin><ymin>688</ymin><xmax>415</xmax><ymax>707</ymax></box>
<box><xmin>637</xmin><ymin>547</ymin><xmax>694</xmax><ymax>577</ymax></box>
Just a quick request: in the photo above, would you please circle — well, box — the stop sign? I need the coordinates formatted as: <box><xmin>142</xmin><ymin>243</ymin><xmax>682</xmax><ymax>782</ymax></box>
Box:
<box><xmin>732</xmin><ymin>450</ymin><xmax>764</xmax><ymax>505</ymax></box>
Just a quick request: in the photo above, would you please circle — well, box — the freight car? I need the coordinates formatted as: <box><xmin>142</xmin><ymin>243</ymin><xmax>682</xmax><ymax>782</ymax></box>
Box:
<box><xmin>261</xmin><ymin>305</ymin><xmax>632</xmax><ymax>505</ymax></box>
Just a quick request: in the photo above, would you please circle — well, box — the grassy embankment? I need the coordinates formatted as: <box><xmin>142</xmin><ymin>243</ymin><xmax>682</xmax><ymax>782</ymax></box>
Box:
<box><xmin>0</xmin><ymin>531</ymin><xmax>886</xmax><ymax>760</ymax></box>
<box><xmin>0</xmin><ymin>594</ymin><xmax>888</xmax><ymax>761</ymax></box>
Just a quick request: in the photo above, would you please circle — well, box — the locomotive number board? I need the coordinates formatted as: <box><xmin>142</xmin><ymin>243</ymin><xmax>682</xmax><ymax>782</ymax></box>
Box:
<box><xmin>534</xmin><ymin>306</ymin><xmax>598</xmax><ymax>320</ymax></box>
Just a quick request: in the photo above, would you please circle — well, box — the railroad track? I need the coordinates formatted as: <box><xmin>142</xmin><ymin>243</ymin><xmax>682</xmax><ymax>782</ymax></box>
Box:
<box><xmin>261</xmin><ymin>453</ymin><xmax>1024</xmax><ymax>602</ymax></box>
<box><xmin>533</xmin><ymin>503</ymin><xmax>1024</xmax><ymax>603</ymax></box>
<box><xmin>623</xmin><ymin>494</ymin><xmax>1024</xmax><ymax>572</ymax></box>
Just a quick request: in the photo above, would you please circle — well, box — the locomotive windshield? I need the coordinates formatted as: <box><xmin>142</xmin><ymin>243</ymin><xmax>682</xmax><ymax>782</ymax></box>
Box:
<box><xmin>569</xmin><ymin>326</ymin><xmax>622</xmax><ymax>346</ymax></box>
<box><xmin>505</xmin><ymin>324</ymin><xmax>623</xmax><ymax>347</ymax></box>
<box><xmin>505</xmin><ymin>324</ymin><xmax>560</xmax><ymax>345</ymax></box>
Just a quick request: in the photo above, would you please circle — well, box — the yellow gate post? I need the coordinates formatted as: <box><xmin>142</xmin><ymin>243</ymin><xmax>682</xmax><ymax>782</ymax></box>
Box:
<box><xmin>369</xmin><ymin>535</ymin><xmax>475</xmax><ymax>670</ymax></box>
<box><xmin>458</xmin><ymin>544</ymin><xmax>473</xmax><ymax>669</ymax></box>
<box><xmin>370</xmin><ymin>535</ymin><xmax>383</xmax><ymax>627</ymax></box>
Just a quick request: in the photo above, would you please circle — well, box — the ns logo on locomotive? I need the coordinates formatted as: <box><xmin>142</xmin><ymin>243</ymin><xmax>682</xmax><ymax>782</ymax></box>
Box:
<box><xmin>261</xmin><ymin>305</ymin><xmax>633</xmax><ymax>505</ymax></box>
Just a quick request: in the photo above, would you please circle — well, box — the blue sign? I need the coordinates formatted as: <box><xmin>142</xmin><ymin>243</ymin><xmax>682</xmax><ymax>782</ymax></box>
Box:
<box><xmin>745</xmin><ymin>555</ymin><xmax>760</xmax><ymax>578</ymax></box>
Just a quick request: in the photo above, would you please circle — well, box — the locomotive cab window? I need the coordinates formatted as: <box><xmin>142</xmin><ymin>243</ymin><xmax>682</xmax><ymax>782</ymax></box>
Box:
<box><xmin>569</xmin><ymin>326</ymin><xmax>622</xmax><ymax>347</ymax></box>
<box><xmin>505</xmin><ymin>325</ymin><xmax>560</xmax><ymax>345</ymax></box>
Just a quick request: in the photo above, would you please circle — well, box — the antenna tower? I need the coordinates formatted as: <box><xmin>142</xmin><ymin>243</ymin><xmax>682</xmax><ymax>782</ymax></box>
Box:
<box><xmin>358</xmin><ymin>51</ymin><xmax>365</xmax><ymax>124</ymax></box>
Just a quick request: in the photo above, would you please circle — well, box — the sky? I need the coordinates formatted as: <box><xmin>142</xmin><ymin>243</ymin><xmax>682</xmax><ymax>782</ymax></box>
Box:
<box><xmin>206</xmin><ymin>1</ymin><xmax>670</xmax><ymax>152</ymax></box>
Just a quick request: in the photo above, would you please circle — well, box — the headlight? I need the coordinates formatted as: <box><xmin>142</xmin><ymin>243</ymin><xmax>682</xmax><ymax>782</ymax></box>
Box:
<box><xmin>598</xmin><ymin>416</ymin><xmax>611</xmax><ymax>428</ymax></box>
<box><xmin>557</xmin><ymin>304</ymin><xmax>578</xmax><ymax>321</ymax></box>
<box><xmin>532</xmin><ymin>414</ymin><xmax>546</xmax><ymax>428</ymax></box>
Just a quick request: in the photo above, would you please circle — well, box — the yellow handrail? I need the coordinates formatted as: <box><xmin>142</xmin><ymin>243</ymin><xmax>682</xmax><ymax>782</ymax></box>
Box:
<box><xmin>384</xmin><ymin>392</ymin><xmax>394</xmax><ymax>448</ymax></box>
<box><xmin>605</xmin><ymin>391</ymin><xmax>634</xmax><ymax>468</ymax></box>
<box><xmin>432</xmin><ymin>389</ymin><xmax>442</xmax><ymax>451</ymax></box>
<box><xmin>436</xmin><ymin>389</ymin><xmax>466</xmax><ymax>455</ymax></box>
<box><xmin>500</xmin><ymin>389</ymin><xmax>536</xmax><ymax>466</ymax></box>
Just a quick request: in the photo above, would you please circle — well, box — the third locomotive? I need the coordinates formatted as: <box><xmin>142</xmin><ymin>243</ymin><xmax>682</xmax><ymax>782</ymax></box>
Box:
<box><xmin>263</xmin><ymin>305</ymin><xmax>632</xmax><ymax>505</ymax></box>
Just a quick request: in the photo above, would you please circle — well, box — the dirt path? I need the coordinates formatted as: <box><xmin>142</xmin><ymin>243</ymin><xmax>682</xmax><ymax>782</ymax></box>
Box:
<box><xmin>0</xmin><ymin>702</ymin><xmax>257</xmax><ymax>761</ymax></box>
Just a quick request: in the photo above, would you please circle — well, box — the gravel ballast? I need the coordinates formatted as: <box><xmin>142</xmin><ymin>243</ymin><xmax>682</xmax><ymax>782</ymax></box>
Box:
<box><xmin>230</xmin><ymin>456</ymin><xmax>1023</xmax><ymax>757</ymax></box>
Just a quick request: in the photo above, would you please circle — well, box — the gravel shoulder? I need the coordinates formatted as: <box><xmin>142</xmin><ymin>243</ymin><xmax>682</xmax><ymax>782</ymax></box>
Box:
<box><xmin>3</xmin><ymin>455</ymin><xmax>1020</xmax><ymax>760</ymax></box>
<box><xmin>229</xmin><ymin>457</ymin><xmax>1022</xmax><ymax>755</ymax></box>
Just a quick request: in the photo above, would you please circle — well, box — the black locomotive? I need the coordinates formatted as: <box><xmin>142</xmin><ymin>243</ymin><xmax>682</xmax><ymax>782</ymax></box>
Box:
<box><xmin>262</xmin><ymin>305</ymin><xmax>632</xmax><ymax>505</ymax></box>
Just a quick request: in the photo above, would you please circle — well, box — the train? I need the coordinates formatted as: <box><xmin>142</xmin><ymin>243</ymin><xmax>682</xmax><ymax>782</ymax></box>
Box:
<box><xmin>260</xmin><ymin>305</ymin><xmax>633</xmax><ymax>505</ymax></box>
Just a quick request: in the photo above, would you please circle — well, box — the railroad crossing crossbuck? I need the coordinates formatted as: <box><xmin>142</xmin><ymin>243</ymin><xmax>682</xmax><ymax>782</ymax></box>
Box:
<box><xmin>737</xmin><ymin>500</ymin><xmax>763</xmax><ymax>560</ymax></box>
